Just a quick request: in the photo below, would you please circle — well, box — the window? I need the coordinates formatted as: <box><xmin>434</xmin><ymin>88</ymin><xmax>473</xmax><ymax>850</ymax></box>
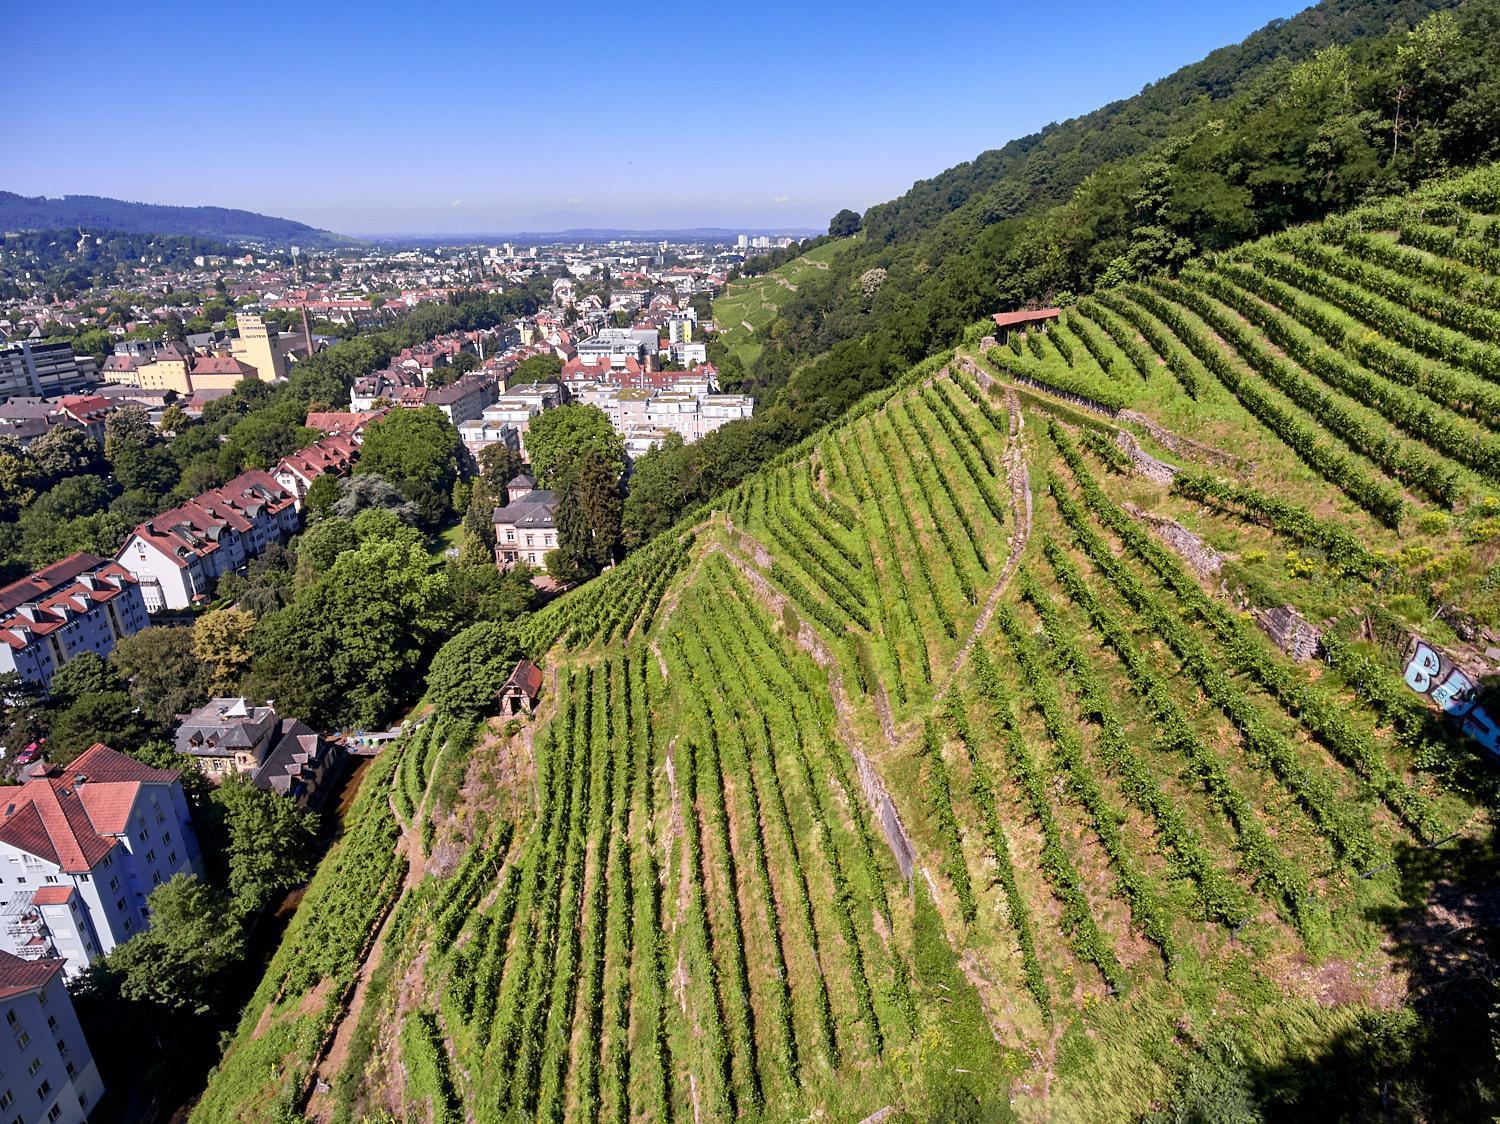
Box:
<box><xmin>115</xmin><ymin>897</ymin><xmax>125</xmax><ymax>912</ymax></box>
<box><xmin>77</xmin><ymin>875</ymin><xmax>88</xmax><ymax>884</ymax></box>
<box><xmin>109</xmin><ymin>877</ymin><xmax>119</xmax><ymax>892</ymax></box>
<box><xmin>47</xmin><ymin>1105</ymin><xmax>60</xmax><ymax>1122</ymax></box>
<box><xmin>6</xmin><ymin>1010</ymin><xmax>17</xmax><ymax>1027</ymax></box>
<box><xmin>168</xmin><ymin>851</ymin><xmax>177</xmax><ymax>865</ymax></box>
<box><xmin>151</xmin><ymin>871</ymin><xmax>162</xmax><ymax>886</ymax></box>
<box><xmin>15</xmin><ymin>1031</ymin><xmax>29</xmax><ymax>1049</ymax></box>
<box><xmin>101</xmin><ymin>854</ymin><xmax>111</xmax><ymax>868</ymax></box>
<box><xmin>137</xmin><ymin>829</ymin><xmax>147</xmax><ymax>843</ymax></box>
<box><xmin>163</xmin><ymin>831</ymin><xmax>172</xmax><ymax>844</ymax></box>
<box><xmin>56</xmin><ymin>1040</ymin><xmax>66</xmax><ymax>1058</ymax></box>
<box><xmin>36</xmin><ymin>990</ymin><xmax>47</xmax><ymax>1008</ymax></box>
<box><xmin>42</xmin><ymin>876</ymin><xmax>56</xmax><ymax>884</ymax></box>
<box><xmin>45</xmin><ymin>1016</ymin><xmax>55</xmax><ymax>1031</ymax></box>
<box><xmin>145</xmin><ymin>850</ymin><xmax>155</xmax><ymax>865</ymax></box>
<box><xmin>25</xmin><ymin>1059</ymin><xmax>38</xmax><ymax>1077</ymax></box>
<box><xmin>0</xmin><ymin>1089</ymin><xmax>14</xmax><ymax>1109</ymax></box>
<box><xmin>34</xmin><ymin>1079</ymin><xmax>48</xmax><ymax>1100</ymax></box>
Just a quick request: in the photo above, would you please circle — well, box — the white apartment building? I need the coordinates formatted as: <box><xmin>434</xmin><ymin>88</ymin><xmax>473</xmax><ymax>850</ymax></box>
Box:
<box><xmin>116</xmin><ymin>471</ymin><xmax>300</xmax><ymax>611</ymax></box>
<box><xmin>458</xmin><ymin>382</ymin><xmax>562</xmax><ymax>460</ymax></box>
<box><xmin>0</xmin><ymin>951</ymin><xmax>104</xmax><ymax>1123</ymax></box>
<box><xmin>0</xmin><ymin>745</ymin><xmax>202</xmax><ymax>977</ymax></box>
<box><xmin>0</xmin><ymin>556</ymin><xmax>150</xmax><ymax>694</ymax></box>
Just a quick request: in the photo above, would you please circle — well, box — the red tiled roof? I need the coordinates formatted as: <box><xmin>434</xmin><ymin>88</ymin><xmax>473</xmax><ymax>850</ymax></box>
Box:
<box><xmin>129</xmin><ymin>471</ymin><xmax>296</xmax><ymax>570</ymax></box>
<box><xmin>0</xmin><ymin>951</ymin><xmax>62</xmax><ymax>1001</ymax></box>
<box><xmin>0</xmin><ymin>745</ymin><xmax>177</xmax><ymax>874</ymax></box>
<box><xmin>0</xmin><ymin>554</ymin><xmax>139</xmax><ymax>651</ymax></box>
<box><xmin>30</xmin><ymin>886</ymin><xmax>74</xmax><ymax>906</ymax></box>
<box><xmin>503</xmin><ymin>658</ymin><xmax>543</xmax><ymax>697</ymax></box>
<box><xmin>304</xmin><ymin>409</ymin><xmax>386</xmax><ymax>435</ymax></box>
<box><xmin>991</xmin><ymin>308</ymin><xmax>1061</xmax><ymax>328</ymax></box>
<box><xmin>276</xmin><ymin>435</ymin><xmax>358</xmax><ymax>483</ymax></box>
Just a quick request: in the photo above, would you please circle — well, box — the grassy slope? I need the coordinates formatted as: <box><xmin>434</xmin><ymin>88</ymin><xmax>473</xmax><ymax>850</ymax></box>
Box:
<box><xmin>712</xmin><ymin>240</ymin><xmax>848</xmax><ymax>368</ymax></box>
<box><xmin>196</xmin><ymin>170</ymin><xmax>1500</xmax><ymax>1122</ymax></box>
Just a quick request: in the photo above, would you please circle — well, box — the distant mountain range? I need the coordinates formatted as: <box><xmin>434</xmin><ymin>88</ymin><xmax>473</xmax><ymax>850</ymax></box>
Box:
<box><xmin>0</xmin><ymin>192</ymin><xmax>339</xmax><ymax>245</ymax></box>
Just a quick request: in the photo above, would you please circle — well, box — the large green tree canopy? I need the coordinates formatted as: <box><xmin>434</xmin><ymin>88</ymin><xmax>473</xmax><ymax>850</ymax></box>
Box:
<box><xmin>354</xmin><ymin>406</ymin><xmax>464</xmax><ymax>523</ymax></box>
<box><xmin>252</xmin><ymin>538</ymin><xmax>456</xmax><ymax>729</ymax></box>
<box><xmin>524</xmin><ymin>403</ymin><xmax>624</xmax><ymax>487</ymax></box>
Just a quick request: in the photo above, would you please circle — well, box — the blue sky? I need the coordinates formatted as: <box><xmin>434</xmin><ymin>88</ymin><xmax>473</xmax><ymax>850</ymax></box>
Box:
<box><xmin>7</xmin><ymin>1</ymin><xmax>1308</xmax><ymax>235</ymax></box>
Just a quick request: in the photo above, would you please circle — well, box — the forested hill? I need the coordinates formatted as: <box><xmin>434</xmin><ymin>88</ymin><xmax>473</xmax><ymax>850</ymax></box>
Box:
<box><xmin>859</xmin><ymin>0</ymin><xmax>1454</xmax><ymax>247</ymax></box>
<box><xmin>0</xmin><ymin>191</ymin><xmax>337</xmax><ymax>245</ymax></box>
<box><xmin>670</xmin><ymin>0</ymin><xmax>1500</xmax><ymax>554</ymax></box>
<box><xmin>709</xmin><ymin>0</ymin><xmax>1500</xmax><ymax>422</ymax></box>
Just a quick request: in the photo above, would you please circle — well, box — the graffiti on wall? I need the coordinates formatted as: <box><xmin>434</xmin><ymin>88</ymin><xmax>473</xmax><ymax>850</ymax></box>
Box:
<box><xmin>1403</xmin><ymin>639</ymin><xmax>1500</xmax><ymax>757</ymax></box>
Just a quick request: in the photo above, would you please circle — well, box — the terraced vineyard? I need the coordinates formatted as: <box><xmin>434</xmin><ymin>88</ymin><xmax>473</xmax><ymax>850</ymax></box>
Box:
<box><xmin>712</xmin><ymin>240</ymin><xmax>847</xmax><ymax>369</ymax></box>
<box><xmin>196</xmin><ymin>169</ymin><xmax>1500</xmax><ymax>1123</ymax></box>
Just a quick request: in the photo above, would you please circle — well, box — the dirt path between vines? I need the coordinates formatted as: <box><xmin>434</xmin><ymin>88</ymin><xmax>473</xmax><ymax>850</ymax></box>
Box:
<box><xmin>937</xmin><ymin>387</ymin><xmax>1031</xmax><ymax>699</ymax></box>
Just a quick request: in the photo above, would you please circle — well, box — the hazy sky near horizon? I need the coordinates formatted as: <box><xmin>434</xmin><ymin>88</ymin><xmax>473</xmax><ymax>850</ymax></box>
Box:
<box><xmin>8</xmin><ymin>1</ymin><xmax>1305</xmax><ymax>235</ymax></box>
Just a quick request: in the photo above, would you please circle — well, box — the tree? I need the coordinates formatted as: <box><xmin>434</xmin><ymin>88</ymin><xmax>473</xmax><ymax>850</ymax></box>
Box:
<box><xmin>82</xmin><ymin>874</ymin><xmax>242</xmax><ymax>1016</ymax></box>
<box><xmin>513</xmin><ymin>353</ymin><xmax>562</xmax><ymax>384</ymax></box>
<box><xmin>47</xmin><ymin>690</ymin><xmax>153</xmax><ymax>761</ymax></box>
<box><xmin>207</xmin><ymin>775</ymin><xmax>318</xmax><ymax>920</ymax></box>
<box><xmin>331</xmin><ymin>472</ymin><xmax>421</xmax><ymax>523</ymax></box>
<box><xmin>353</xmin><ymin>406</ymin><xmax>463</xmax><ymax>524</ymax></box>
<box><xmin>293</xmin><ymin>517</ymin><xmax>359</xmax><ymax>589</ymax></box>
<box><xmin>828</xmin><ymin>208</ymin><xmax>863</xmax><ymax>238</ymax></box>
<box><xmin>103</xmin><ymin>405</ymin><xmax>156</xmax><ymax>457</ymax></box>
<box><xmin>478</xmin><ymin>443</ymin><xmax>523</xmax><ymax>493</ymax></box>
<box><xmin>426</xmin><ymin>621</ymin><xmax>522</xmax><ymax>716</ymax></box>
<box><xmin>28</xmin><ymin>425</ymin><xmax>103</xmax><ymax>483</ymax></box>
<box><xmin>463</xmin><ymin>480</ymin><xmax>497</xmax><ymax>552</ymax></box>
<box><xmin>253</xmin><ymin>539</ymin><xmax>456</xmax><ymax>728</ymax></box>
<box><xmin>110</xmin><ymin>627</ymin><xmax>209</xmax><ymax>726</ymax></box>
<box><xmin>159</xmin><ymin>404</ymin><xmax>190</xmax><ymax>436</ymax></box>
<box><xmin>524</xmin><ymin>403</ymin><xmax>623</xmax><ymax>487</ymax></box>
<box><xmin>192</xmin><ymin>609</ymin><xmax>256</xmax><ymax>695</ymax></box>
<box><xmin>47</xmin><ymin>652</ymin><xmax>120</xmax><ymax>708</ymax></box>
<box><xmin>552</xmin><ymin>449</ymin><xmax>622</xmax><ymax>579</ymax></box>
<box><xmin>303</xmin><ymin>472</ymin><xmax>340</xmax><ymax>521</ymax></box>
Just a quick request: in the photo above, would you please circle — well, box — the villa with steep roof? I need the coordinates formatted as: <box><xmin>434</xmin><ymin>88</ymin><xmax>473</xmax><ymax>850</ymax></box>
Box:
<box><xmin>174</xmin><ymin>698</ymin><xmax>339</xmax><ymax>807</ymax></box>
<box><xmin>0</xmin><ymin>745</ymin><xmax>200</xmax><ymax>976</ymax></box>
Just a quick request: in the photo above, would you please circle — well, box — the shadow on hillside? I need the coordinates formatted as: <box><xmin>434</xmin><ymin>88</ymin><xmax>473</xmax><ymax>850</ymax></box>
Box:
<box><xmin>1152</xmin><ymin>824</ymin><xmax>1500</xmax><ymax>1123</ymax></box>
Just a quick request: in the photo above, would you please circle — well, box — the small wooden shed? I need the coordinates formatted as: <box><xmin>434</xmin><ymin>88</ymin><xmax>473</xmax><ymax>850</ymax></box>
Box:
<box><xmin>499</xmin><ymin>658</ymin><xmax>543</xmax><ymax>716</ymax></box>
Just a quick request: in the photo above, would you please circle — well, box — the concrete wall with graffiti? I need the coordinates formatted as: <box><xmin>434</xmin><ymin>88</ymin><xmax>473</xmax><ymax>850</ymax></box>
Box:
<box><xmin>1403</xmin><ymin>637</ymin><xmax>1500</xmax><ymax>757</ymax></box>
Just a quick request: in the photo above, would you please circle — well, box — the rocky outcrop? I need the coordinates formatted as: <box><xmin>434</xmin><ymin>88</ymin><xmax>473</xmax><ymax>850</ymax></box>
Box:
<box><xmin>1124</xmin><ymin>502</ymin><xmax>1225</xmax><ymax>578</ymax></box>
<box><xmin>1115</xmin><ymin>430</ymin><xmax>1179</xmax><ymax>485</ymax></box>
<box><xmin>1252</xmin><ymin>604</ymin><xmax>1322</xmax><ymax>662</ymax></box>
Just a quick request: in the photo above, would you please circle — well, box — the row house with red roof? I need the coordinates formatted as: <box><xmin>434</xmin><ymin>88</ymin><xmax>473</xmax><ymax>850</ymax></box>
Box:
<box><xmin>0</xmin><ymin>555</ymin><xmax>150</xmax><ymax>694</ymax></box>
<box><xmin>115</xmin><ymin>471</ymin><xmax>300</xmax><ymax>611</ymax></box>
<box><xmin>0</xmin><ymin>744</ymin><xmax>201</xmax><ymax>977</ymax></box>
<box><xmin>273</xmin><ymin>434</ymin><xmax>359</xmax><ymax>509</ymax></box>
